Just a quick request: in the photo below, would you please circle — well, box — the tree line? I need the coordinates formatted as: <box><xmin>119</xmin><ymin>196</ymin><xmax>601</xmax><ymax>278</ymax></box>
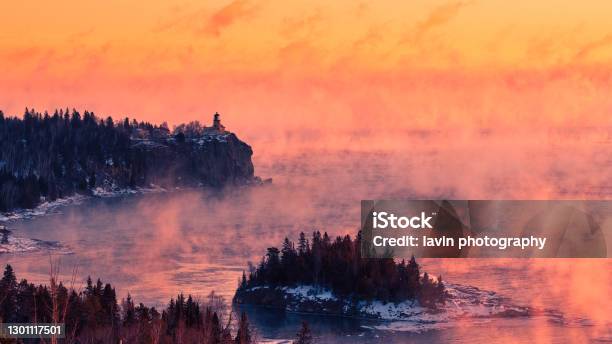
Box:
<box><xmin>0</xmin><ymin>264</ymin><xmax>257</xmax><ymax>343</ymax></box>
<box><xmin>0</xmin><ymin>108</ymin><xmax>206</xmax><ymax>212</ymax></box>
<box><xmin>238</xmin><ymin>231</ymin><xmax>447</xmax><ymax>306</ymax></box>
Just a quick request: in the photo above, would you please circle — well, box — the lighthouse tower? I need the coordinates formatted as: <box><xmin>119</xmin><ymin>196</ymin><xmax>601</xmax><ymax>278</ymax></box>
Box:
<box><xmin>212</xmin><ymin>112</ymin><xmax>226</xmax><ymax>132</ymax></box>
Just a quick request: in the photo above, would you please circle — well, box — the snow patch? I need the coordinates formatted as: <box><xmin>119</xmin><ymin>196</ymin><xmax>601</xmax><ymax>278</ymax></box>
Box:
<box><xmin>197</xmin><ymin>133</ymin><xmax>231</xmax><ymax>145</ymax></box>
<box><xmin>1</xmin><ymin>185</ymin><xmax>167</xmax><ymax>224</ymax></box>
<box><xmin>0</xmin><ymin>195</ymin><xmax>86</xmax><ymax>223</ymax></box>
<box><xmin>242</xmin><ymin>283</ymin><xmax>536</xmax><ymax>334</ymax></box>
<box><xmin>282</xmin><ymin>285</ymin><xmax>338</xmax><ymax>302</ymax></box>
<box><xmin>0</xmin><ymin>232</ymin><xmax>72</xmax><ymax>255</ymax></box>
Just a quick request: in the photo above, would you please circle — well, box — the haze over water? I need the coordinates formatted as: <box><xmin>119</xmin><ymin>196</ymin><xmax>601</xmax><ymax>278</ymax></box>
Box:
<box><xmin>2</xmin><ymin>127</ymin><xmax>611</xmax><ymax>342</ymax></box>
<box><xmin>3</xmin><ymin>1</ymin><xmax>612</xmax><ymax>341</ymax></box>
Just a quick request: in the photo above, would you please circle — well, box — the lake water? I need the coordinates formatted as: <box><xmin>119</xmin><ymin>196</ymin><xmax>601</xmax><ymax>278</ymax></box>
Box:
<box><xmin>2</xmin><ymin>132</ymin><xmax>612</xmax><ymax>343</ymax></box>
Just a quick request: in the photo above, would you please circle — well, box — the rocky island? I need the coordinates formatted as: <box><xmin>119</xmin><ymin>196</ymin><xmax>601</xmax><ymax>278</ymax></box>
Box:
<box><xmin>0</xmin><ymin>109</ymin><xmax>258</xmax><ymax>212</ymax></box>
<box><xmin>234</xmin><ymin>232</ymin><xmax>447</xmax><ymax>315</ymax></box>
<box><xmin>234</xmin><ymin>232</ymin><xmax>534</xmax><ymax>330</ymax></box>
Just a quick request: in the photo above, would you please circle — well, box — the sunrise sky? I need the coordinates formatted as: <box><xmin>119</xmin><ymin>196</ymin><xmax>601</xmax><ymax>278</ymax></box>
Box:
<box><xmin>2</xmin><ymin>2</ymin><xmax>611</xmax><ymax>334</ymax></box>
<box><xmin>2</xmin><ymin>0</ymin><xmax>612</xmax><ymax>135</ymax></box>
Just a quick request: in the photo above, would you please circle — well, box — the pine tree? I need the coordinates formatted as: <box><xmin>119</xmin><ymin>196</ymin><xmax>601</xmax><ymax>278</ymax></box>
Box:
<box><xmin>298</xmin><ymin>232</ymin><xmax>309</xmax><ymax>254</ymax></box>
<box><xmin>85</xmin><ymin>276</ymin><xmax>94</xmax><ymax>296</ymax></box>
<box><xmin>122</xmin><ymin>293</ymin><xmax>136</xmax><ymax>326</ymax></box>
<box><xmin>101</xmin><ymin>283</ymin><xmax>119</xmax><ymax>326</ymax></box>
<box><xmin>0</xmin><ymin>265</ymin><xmax>18</xmax><ymax>322</ymax></box>
<box><xmin>239</xmin><ymin>271</ymin><xmax>248</xmax><ymax>290</ymax></box>
<box><xmin>235</xmin><ymin>312</ymin><xmax>252</xmax><ymax>344</ymax></box>
<box><xmin>281</xmin><ymin>237</ymin><xmax>294</xmax><ymax>260</ymax></box>
<box><xmin>210</xmin><ymin>312</ymin><xmax>222</xmax><ymax>343</ymax></box>
<box><xmin>294</xmin><ymin>321</ymin><xmax>313</xmax><ymax>344</ymax></box>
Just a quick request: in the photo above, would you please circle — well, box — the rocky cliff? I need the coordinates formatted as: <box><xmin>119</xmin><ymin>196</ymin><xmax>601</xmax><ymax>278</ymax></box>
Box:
<box><xmin>0</xmin><ymin>110</ymin><xmax>258</xmax><ymax>212</ymax></box>
<box><xmin>122</xmin><ymin>132</ymin><xmax>256</xmax><ymax>188</ymax></box>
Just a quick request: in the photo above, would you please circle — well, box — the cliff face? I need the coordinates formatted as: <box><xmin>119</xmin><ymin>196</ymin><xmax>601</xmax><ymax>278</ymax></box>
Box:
<box><xmin>0</xmin><ymin>129</ymin><xmax>256</xmax><ymax>212</ymax></box>
<box><xmin>0</xmin><ymin>110</ymin><xmax>258</xmax><ymax>212</ymax></box>
<box><xmin>127</xmin><ymin>132</ymin><xmax>255</xmax><ymax>187</ymax></box>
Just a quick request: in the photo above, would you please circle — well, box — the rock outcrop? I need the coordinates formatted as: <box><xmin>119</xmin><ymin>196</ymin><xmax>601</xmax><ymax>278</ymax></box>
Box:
<box><xmin>125</xmin><ymin>132</ymin><xmax>256</xmax><ymax>188</ymax></box>
<box><xmin>0</xmin><ymin>110</ymin><xmax>258</xmax><ymax>212</ymax></box>
<box><xmin>234</xmin><ymin>284</ymin><xmax>534</xmax><ymax>325</ymax></box>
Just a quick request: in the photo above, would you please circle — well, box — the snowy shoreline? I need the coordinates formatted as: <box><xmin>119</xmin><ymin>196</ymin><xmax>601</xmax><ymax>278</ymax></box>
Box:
<box><xmin>0</xmin><ymin>178</ymin><xmax>267</xmax><ymax>224</ymax></box>
<box><xmin>0</xmin><ymin>231</ymin><xmax>73</xmax><ymax>255</ymax></box>
<box><xmin>0</xmin><ymin>185</ymin><xmax>169</xmax><ymax>224</ymax></box>
<box><xmin>0</xmin><ymin>194</ymin><xmax>88</xmax><ymax>223</ymax></box>
<box><xmin>235</xmin><ymin>283</ymin><xmax>550</xmax><ymax>333</ymax></box>
<box><xmin>0</xmin><ymin>185</ymin><xmax>168</xmax><ymax>255</ymax></box>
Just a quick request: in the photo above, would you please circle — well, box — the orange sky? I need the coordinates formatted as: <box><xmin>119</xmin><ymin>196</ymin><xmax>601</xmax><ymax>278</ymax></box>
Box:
<box><xmin>2</xmin><ymin>3</ymin><xmax>611</xmax><ymax>334</ymax></box>
<box><xmin>2</xmin><ymin>0</ymin><xmax>612</xmax><ymax>134</ymax></box>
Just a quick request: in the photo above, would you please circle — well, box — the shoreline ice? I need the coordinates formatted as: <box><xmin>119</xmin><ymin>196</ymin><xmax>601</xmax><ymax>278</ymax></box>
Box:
<box><xmin>0</xmin><ymin>185</ymin><xmax>168</xmax><ymax>255</ymax></box>
<box><xmin>0</xmin><ymin>185</ymin><xmax>168</xmax><ymax>224</ymax></box>
<box><xmin>238</xmin><ymin>282</ymin><xmax>560</xmax><ymax>334</ymax></box>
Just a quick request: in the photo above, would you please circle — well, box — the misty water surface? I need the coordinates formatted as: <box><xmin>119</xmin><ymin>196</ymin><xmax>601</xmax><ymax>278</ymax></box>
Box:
<box><xmin>2</xmin><ymin>129</ymin><xmax>611</xmax><ymax>342</ymax></box>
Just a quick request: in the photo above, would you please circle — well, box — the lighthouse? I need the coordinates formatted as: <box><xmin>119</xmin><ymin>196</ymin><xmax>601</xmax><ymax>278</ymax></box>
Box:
<box><xmin>212</xmin><ymin>112</ymin><xmax>226</xmax><ymax>132</ymax></box>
